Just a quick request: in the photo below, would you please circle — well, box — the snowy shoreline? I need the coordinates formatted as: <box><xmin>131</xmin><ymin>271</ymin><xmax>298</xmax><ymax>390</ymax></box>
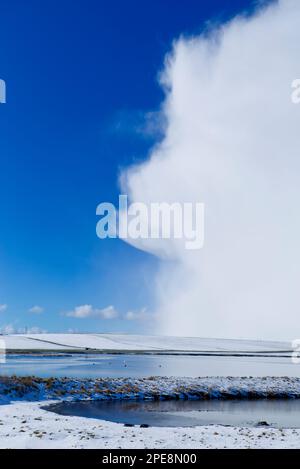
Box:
<box><xmin>2</xmin><ymin>375</ymin><xmax>300</xmax><ymax>403</ymax></box>
<box><xmin>0</xmin><ymin>400</ymin><xmax>300</xmax><ymax>449</ymax></box>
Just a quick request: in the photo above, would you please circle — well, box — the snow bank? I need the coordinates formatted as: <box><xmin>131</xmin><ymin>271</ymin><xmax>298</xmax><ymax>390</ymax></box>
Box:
<box><xmin>1</xmin><ymin>376</ymin><xmax>300</xmax><ymax>404</ymax></box>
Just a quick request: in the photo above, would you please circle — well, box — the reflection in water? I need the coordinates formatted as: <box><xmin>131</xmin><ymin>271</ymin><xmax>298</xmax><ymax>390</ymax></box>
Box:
<box><xmin>0</xmin><ymin>353</ymin><xmax>299</xmax><ymax>378</ymax></box>
<box><xmin>45</xmin><ymin>399</ymin><xmax>300</xmax><ymax>428</ymax></box>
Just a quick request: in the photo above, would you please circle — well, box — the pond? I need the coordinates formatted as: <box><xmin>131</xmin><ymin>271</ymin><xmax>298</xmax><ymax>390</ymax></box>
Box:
<box><xmin>44</xmin><ymin>398</ymin><xmax>300</xmax><ymax>428</ymax></box>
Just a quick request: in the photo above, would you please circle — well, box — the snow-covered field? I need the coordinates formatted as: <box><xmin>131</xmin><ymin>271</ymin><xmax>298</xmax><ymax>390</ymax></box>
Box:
<box><xmin>2</xmin><ymin>333</ymin><xmax>292</xmax><ymax>353</ymax></box>
<box><xmin>0</xmin><ymin>400</ymin><xmax>299</xmax><ymax>449</ymax></box>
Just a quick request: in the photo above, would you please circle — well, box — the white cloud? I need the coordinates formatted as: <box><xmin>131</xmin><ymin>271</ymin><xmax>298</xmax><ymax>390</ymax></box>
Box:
<box><xmin>121</xmin><ymin>0</ymin><xmax>300</xmax><ymax>340</ymax></box>
<box><xmin>65</xmin><ymin>304</ymin><xmax>119</xmax><ymax>319</ymax></box>
<box><xmin>99</xmin><ymin>305</ymin><xmax>119</xmax><ymax>319</ymax></box>
<box><xmin>65</xmin><ymin>304</ymin><xmax>93</xmax><ymax>318</ymax></box>
<box><xmin>0</xmin><ymin>304</ymin><xmax>7</xmax><ymax>313</ymax></box>
<box><xmin>28</xmin><ymin>305</ymin><xmax>44</xmax><ymax>314</ymax></box>
<box><xmin>125</xmin><ymin>308</ymin><xmax>149</xmax><ymax>321</ymax></box>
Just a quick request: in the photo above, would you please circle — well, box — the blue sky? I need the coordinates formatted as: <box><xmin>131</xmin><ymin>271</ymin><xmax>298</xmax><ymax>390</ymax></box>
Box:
<box><xmin>0</xmin><ymin>0</ymin><xmax>256</xmax><ymax>334</ymax></box>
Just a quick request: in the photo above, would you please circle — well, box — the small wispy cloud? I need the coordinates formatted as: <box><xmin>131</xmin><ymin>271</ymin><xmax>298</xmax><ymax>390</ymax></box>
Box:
<box><xmin>0</xmin><ymin>323</ymin><xmax>14</xmax><ymax>334</ymax></box>
<box><xmin>107</xmin><ymin>109</ymin><xmax>164</xmax><ymax>141</ymax></box>
<box><xmin>64</xmin><ymin>304</ymin><xmax>119</xmax><ymax>319</ymax></box>
<box><xmin>0</xmin><ymin>304</ymin><xmax>7</xmax><ymax>313</ymax></box>
<box><xmin>28</xmin><ymin>305</ymin><xmax>44</xmax><ymax>314</ymax></box>
<box><xmin>0</xmin><ymin>324</ymin><xmax>47</xmax><ymax>334</ymax></box>
<box><xmin>25</xmin><ymin>326</ymin><xmax>47</xmax><ymax>334</ymax></box>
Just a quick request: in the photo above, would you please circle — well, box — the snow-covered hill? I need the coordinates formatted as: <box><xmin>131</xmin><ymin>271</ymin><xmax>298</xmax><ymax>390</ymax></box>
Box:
<box><xmin>1</xmin><ymin>333</ymin><xmax>292</xmax><ymax>353</ymax></box>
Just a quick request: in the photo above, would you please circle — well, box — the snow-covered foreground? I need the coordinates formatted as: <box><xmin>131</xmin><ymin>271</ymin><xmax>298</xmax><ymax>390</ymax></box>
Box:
<box><xmin>0</xmin><ymin>400</ymin><xmax>299</xmax><ymax>449</ymax></box>
<box><xmin>2</xmin><ymin>333</ymin><xmax>292</xmax><ymax>353</ymax></box>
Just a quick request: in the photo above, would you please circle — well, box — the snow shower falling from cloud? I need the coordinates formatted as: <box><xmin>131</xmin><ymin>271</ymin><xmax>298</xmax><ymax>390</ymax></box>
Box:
<box><xmin>121</xmin><ymin>0</ymin><xmax>300</xmax><ymax>339</ymax></box>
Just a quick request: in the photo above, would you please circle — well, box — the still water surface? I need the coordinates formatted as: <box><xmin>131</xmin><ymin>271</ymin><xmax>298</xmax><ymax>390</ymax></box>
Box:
<box><xmin>45</xmin><ymin>399</ymin><xmax>300</xmax><ymax>428</ymax></box>
<box><xmin>0</xmin><ymin>353</ymin><xmax>299</xmax><ymax>378</ymax></box>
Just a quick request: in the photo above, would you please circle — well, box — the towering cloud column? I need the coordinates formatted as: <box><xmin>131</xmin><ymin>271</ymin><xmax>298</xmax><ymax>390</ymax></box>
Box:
<box><xmin>121</xmin><ymin>0</ymin><xmax>300</xmax><ymax>339</ymax></box>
